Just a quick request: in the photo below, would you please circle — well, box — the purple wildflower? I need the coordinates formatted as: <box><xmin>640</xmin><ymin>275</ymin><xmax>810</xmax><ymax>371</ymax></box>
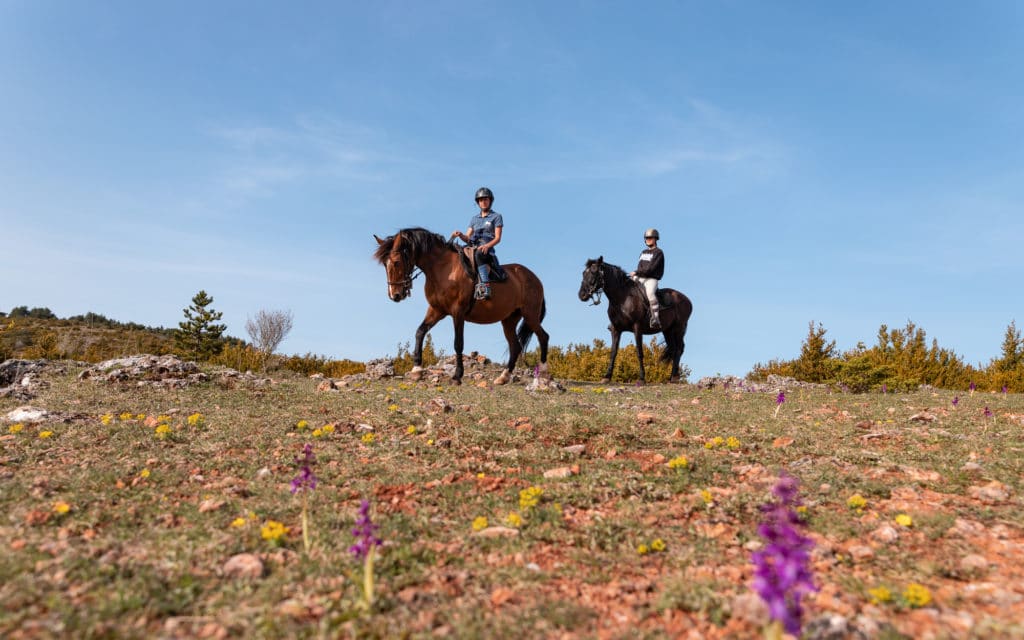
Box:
<box><xmin>1002</xmin><ymin>385</ymin><xmax>1008</xmax><ymax>394</ymax></box>
<box><xmin>290</xmin><ymin>443</ymin><xmax>318</xmax><ymax>494</ymax></box>
<box><xmin>952</xmin><ymin>396</ymin><xmax>959</xmax><ymax>407</ymax></box>
<box><xmin>776</xmin><ymin>391</ymin><xmax>785</xmax><ymax>405</ymax></box>
<box><xmin>751</xmin><ymin>471</ymin><xmax>817</xmax><ymax>636</ymax></box>
<box><xmin>881</xmin><ymin>383</ymin><xmax>888</xmax><ymax>394</ymax></box>
<box><xmin>969</xmin><ymin>381</ymin><xmax>976</xmax><ymax>393</ymax></box>
<box><xmin>984</xmin><ymin>406</ymin><xmax>993</xmax><ymax>418</ymax></box>
<box><xmin>349</xmin><ymin>499</ymin><xmax>382</xmax><ymax>560</ymax></box>
<box><xmin>533</xmin><ymin>365</ymin><xmax>540</xmax><ymax>379</ymax></box>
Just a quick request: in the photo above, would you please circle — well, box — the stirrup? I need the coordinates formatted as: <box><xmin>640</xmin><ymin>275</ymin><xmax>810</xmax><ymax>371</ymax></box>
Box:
<box><xmin>474</xmin><ymin>283</ymin><xmax>491</xmax><ymax>300</ymax></box>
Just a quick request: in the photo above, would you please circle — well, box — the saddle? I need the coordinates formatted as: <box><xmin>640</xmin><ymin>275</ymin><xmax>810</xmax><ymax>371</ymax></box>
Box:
<box><xmin>459</xmin><ymin>246</ymin><xmax>507</xmax><ymax>282</ymax></box>
<box><xmin>655</xmin><ymin>289</ymin><xmax>674</xmax><ymax>309</ymax></box>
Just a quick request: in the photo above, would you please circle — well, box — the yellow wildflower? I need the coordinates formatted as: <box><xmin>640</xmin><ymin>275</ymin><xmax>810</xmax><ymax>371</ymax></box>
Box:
<box><xmin>472</xmin><ymin>516</ymin><xmax>488</xmax><ymax>531</ymax></box>
<box><xmin>637</xmin><ymin>543</ymin><xmax>650</xmax><ymax>555</ymax></box>
<box><xmin>38</xmin><ymin>430</ymin><xmax>54</xmax><ymax>439</ymax></box>
<box><xmin>667</xmin><ymin>455</ymin><xmax>688</xmax><ymax>469</ymax></box>
<box><xmin>230</xmin><ymin>517</ymin><xmax>246</xmax><ymax>528</ymax></box>
<box><xmin>100</xmin><ymin>414</ymin><xmax>114</xmax><ymax>425</ymax></box>
<box><xmin>700</xmin><ymin>489</ymin><xmax>714</xmax><ymax>505</ymax></box>
<box><xmin>321</xmin><ymin>424</ymin><xmax>335</xmax><ymax>434</ymax></box>
<box><xmin>847</xmin><ymin>494</ymin><xmax>867</xmax><ymax>510</ymax></box>
<box><xmin>406</xmin><ymin>425</ymin><xmax>417</xmax><ymax>435</ymax></box>
<box><xmin>119</xmin><ymin>412</ymin><xmax>133</xmax><ymax>421</ymax></box>
<box><xmin>186</xmin><ymin>413</ymin><xmax>204</xmax><ymax>427</ymax></box>
<box><xmin>155</xmin><ymin>424</ymin><xmax>171</xmax><ymax>439</ymax></box>
<box><xmin>136</xmin><ymin>414</ymin><xmax>146</xmax><ymax>420</ymax></box>
<box><xmin>726</xmin><ymin>436</ymin><xmax>741</xmax><ymax>450</ymax></box>
<box><xmin>650</xmin><ymin>538</ymin><xmax>666</xmax><ymax>552</ymax></box>
<box><xmin>156</xmin><ymin>415</ymin><xmax>171</xmax><ymax>423</ymax></box>
<box><xmin>139</xmin><ymin>468</ymin><xmax>151</xmax><ymax>479</ymax></box>
<box><xmin>903</xmin><ymin>583</ymin><xmax>932</xmax><ymax>608</ymax></box>
<box><xmin>8</xmin><ymin>423</ymin><xmax>23</xmax><ymax>434</ymax></box>
<box><xmin>895</xmin><ymin>514</ymin><xmax>913</xmax><ymax>527</ymax></box>
<box><xmin>505</xmin><ymin>512</ymin><xmax>523</xmax><ymax>528</ymax></box>
<box><xmin>387</xmin><ymin>404</ymin><xmax>399</xmax><ymax>412</ymax></box>
<box><xmin>52</xmin><ymin>501</ymin><xmax>71</xmax><ymax>514</ymax></box>
<box><xmin>427</xmin><ymin>439</ymin><xmax>434</xmax><ymax>446</ymax></box>
<box><xmin>312</xmin><ymin>428</ymin><xmax>323</xmax><ymax>438</ymax></box>
<box><xmin>361</xmin><ymin>433</ymin><xmax>376</xmax><ymax>444</ymax></box>
<box><xmin>261</xmin><ymin>520</ymin><xmax>289</xmax><ymax>543</ymax></box>
<box><xmin>519</xmin><ymin>486</ymin><xmax>544</xmax><ymax>510</ymax></box>
<box><xmin>868</xmin><ymin>586</ymin><xmax>892</xmax><ymax>605</ymax></box>
<box><xmin>476</xmin><ymin>472</ymin><xmax>485</xmax><ymax>478</ymax></box>
<box><xmin>296</xmin><ymin>420</ymin><xmax>309</xmax><ymax>430</ymax></box>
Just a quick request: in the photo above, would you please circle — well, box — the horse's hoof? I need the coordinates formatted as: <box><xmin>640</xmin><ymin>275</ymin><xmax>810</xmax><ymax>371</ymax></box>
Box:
<box><xmin>494</xmin><ymin>370</ymin><xmax>511</xmax><ymax>385</ymax></box>
<box><xmin>636</xmin><ymin>380</ymin><xmax>646</xmax><ymax>386</ymax></box>
<box><xmin>407</xmin><ymin>366</ymin><xmax>424</xmax><ymax>382</ymax></box>
<box><xmin>451</xmin><ymin>378</ymin><xmax>462</xmax><ymax>386</ymax></box>
<box><xmin>669</xmin><ymin>376</ymin><xmax>680</xmax><ymax>383</ymax></box>
<box><xmin>600</xmin><ymin>377</ymin><xmax>611</xmax><ymax>384</ymax></box>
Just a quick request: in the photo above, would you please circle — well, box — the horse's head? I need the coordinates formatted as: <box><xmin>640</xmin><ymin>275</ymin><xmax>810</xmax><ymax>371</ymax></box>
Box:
<box><xmin>374</xmin><ymin>233</ymin><xmax>416</xmax><ymax>302</ymax></box>
<box><xmin>579</xmin><ymin>257</ymin><xmax>605</xmax><ymax>304</ymax></box>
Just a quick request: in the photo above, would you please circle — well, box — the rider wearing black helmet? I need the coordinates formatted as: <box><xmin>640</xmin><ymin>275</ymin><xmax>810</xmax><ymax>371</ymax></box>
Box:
<box><xmin>451</xmin><ymin>187</ymin><xmax>503</xmax><ymax>300</ymax></box>
<box><xmin>629</xmin><ymin>228</ymin><xmax>664</xmax><ymax>329</ymax></box>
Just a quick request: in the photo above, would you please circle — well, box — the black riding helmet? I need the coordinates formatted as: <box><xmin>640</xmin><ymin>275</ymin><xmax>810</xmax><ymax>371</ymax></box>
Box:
<box><xmin>475</xmin><ymin>187</ymin><xmax>494</xmax><ymax>202</ymax></box>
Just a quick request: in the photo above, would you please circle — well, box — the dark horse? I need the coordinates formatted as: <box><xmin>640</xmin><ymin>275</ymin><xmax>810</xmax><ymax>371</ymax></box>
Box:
<box><xmin>578</xmin><ymin>257</ymin><xmax>692</xmax><ymax>383</ymax></box>
<box><xmin>374</xmin><ymin>227</ymin><xmax>550</xmax><ymax>384</ymax></box>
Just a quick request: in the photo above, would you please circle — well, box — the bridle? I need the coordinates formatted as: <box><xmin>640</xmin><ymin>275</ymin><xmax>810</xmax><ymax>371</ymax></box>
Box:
<box><xmin>385</xmin><ymin>246</ymin><xmax>422</xmax><ymax>301</ymax></box>
<box><xmin>582</xmin><ymin>265</ymin><xmax>605</xmax><ymax>306</ymax></box>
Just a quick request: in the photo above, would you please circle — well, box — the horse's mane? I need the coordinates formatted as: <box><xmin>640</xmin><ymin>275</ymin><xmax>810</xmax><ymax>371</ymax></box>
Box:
<box><xmin>374</xmin><ymin>227</ymin><xmax>453</xmax><ymax>264</ymax></box>
<box><xmin>587</xmin><ymin>258</ymin><xmax>633</xmax><ymax>288</ymax></box>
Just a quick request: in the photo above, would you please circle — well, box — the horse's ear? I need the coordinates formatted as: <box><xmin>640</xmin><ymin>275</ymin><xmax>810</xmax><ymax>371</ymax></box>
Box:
<box><xmin>597</xmin><ymin>256</ymin><xmax>604</xmax><ymax>264</ymax></box>
<box><xmin>374</xmin><ymin>234</ymin><xmax>385</xmax><ymax>245</ymax></box>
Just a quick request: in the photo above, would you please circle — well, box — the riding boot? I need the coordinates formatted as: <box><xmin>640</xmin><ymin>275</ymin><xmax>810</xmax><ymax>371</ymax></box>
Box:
<box><xmin>475</xmin><ymin>265</ymin><xmax>491</xmax><ymax>300</ymax></box>
<box><xmin>649</xmin><ymin>306</ymin><xmax>661</xmax><ymax>329</ymax></box>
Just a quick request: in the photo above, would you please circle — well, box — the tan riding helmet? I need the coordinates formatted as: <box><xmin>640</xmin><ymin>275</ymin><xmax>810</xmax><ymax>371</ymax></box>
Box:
<box><xmin>644</xmin><ymin>228</ymin><xmax>660</xmax><ymax>240</ymax></box>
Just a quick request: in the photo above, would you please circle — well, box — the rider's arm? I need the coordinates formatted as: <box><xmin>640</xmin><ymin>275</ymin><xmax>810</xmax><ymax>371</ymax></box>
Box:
<box><xmin>480</xmin><ymin>225</ymin><xmax>502</xmax><ymax>252</ymax></box>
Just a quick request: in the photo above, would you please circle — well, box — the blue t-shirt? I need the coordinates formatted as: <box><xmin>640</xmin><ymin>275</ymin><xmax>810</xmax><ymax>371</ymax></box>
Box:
<box><xmin>467</xmin><ymin>210</ymin><xmax>503</xmax><ymax>247</ymax></box>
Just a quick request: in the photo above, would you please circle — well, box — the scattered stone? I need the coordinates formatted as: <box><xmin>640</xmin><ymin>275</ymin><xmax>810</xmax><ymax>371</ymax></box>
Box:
<box><xmin>562</xmin><ymin>444</ymin><xmax>586</xmax><ymax>456</ymax></box>
<box><xmin>636</xmin><ymin>412</ymin><xmax>656</xmax><ymax>424</ymax></box>
<box><xmin>961</xmin><ymin>461</ymin><xmax>983</xmax><ymax>473</ymax></box>
<box><xmin>474</xmin><ymin>526</ymin><xmax>519</xmax><ymax>538</ymax></box>
<box><xmin>222</xmin><ymin>553</ymin><xmax>264</xmax><ymax>579</ymax></box>
<box><xmin>198</xmin><ymin>499</ymin><xmax>225</xmax><ymax>513</ymax></box>
<box><xmin>316</xmin><ymin>379</ymin><xmax>338</xmax><ymax>392</ymax></box>
<box><xmin>847</xmin><ymin>545</ymin><xmax>874</xmax><ymax>561</ymax></box>
<box><xmin>968</xmin><ymin>481</ymin><xmax>1010</xmax><ymax>504</ymax></box>
<box><xmin>543</xmin><ymin>466</ymin><xmax>576</xmax><ymax>479</ymax></box>
<box><xmin>804</xmin><ymin>615</ymin><xmax>858</xmax><ymax>640</ymax></box>
<box><xmin>870</xmin><ymin>525</ymin><xmax>899</xmax><ymax>544</ymax></box>
<box><xmin>909</xmin><ymin>412</ymin><xmax>937</xmax><ymax>423</ymax></box>
<box><xmin>960</xmin><ymin>554</ymin><xmax>989</xmax><ymax>574</ymax></box>
<box><xmin>4</xmin><ymin>406</ymin><xmax>49</xmax><ymax>423</ymax></box>
<box><xmin>364</xmin><ymin>358</ymin><xmax>395</xmax><ymax>379</ymax></box>
<box><xmin>730</xmin><ymin>592</ymin><xmax>769</xmax><ymax>626</ymax></box>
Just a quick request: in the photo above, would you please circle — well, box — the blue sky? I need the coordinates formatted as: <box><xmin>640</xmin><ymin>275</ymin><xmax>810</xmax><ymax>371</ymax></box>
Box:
<box><xmin>3</xmin><ymin>1</ymin><xmax>1022</xmax><ymax>379</ymax></box>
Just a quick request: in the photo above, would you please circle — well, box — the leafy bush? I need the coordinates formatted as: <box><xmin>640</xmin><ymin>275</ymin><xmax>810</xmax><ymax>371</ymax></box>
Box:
<box><xmin>523</xmin><ymin>337</ymin><xmax>690</xmax><ymax>383</ymax></box>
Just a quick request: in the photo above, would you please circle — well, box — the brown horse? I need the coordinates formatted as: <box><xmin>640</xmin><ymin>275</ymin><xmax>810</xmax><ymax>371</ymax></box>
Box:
<box><xmin>578</xmin><ymin>257</ymin><xmax>692</xmax><ymax>383</ymax></box>
<box><xmin>374</xmin><ymin>227</ymin><xmax>549</xmax><ymax>384</ymax></box>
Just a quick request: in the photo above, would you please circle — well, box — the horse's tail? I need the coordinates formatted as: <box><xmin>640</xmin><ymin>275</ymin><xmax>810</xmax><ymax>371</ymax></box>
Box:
<box><xmin>517</xmin><ymin>298</ymin><xmax>546</xmax><ymax>351</ymax></box>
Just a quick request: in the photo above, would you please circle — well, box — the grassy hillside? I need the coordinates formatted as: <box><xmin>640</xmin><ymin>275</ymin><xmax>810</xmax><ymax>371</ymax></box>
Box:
<box><xmin>2</xmin><ymin>364</ymin><xmax>1022</xmax><ymax>638</ymax></box>
<box><xmin>0</xmin><ymin>315</ymin><xmax>178</xmax><ymax>362</ymax></box>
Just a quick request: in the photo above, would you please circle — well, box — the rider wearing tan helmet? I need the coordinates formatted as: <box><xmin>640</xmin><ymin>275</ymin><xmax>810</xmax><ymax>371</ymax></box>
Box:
<box><xmin>629</xmin><ymin>228</ymin><xmax>664</xmax><ymax>329</ymax></box>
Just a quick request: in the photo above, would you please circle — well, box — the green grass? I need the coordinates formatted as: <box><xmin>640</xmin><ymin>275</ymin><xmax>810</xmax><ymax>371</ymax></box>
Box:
<box><xmin>2</xmin><ymin>366</ymin><xmax>1023</xmax><ymax>638</ymax></box>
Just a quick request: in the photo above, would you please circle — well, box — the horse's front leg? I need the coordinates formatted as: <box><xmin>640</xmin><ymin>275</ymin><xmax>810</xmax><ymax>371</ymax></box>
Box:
<box><xmin>634</xmin><ymin>330</ymin><xmax>646</xmax><ymax>384</ymax></box>
<box><xmin>602</xmin><ymin>326</ymin><xmax>622</xmax><ymax>383</ymax></box>
<box><xmin>410</xmin><ymin>307</ymin><xmax>446</xmax><ymax>381</ymax></box>
<box><xmin>451</xmin><ymin>316</ymin><xmax>465</xmax><ymax>384</ymax></box>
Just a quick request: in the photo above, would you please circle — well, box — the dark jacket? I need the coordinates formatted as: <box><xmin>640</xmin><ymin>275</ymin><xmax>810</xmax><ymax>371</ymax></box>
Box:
<box><xmin>635</xmin><ymin>247</ymin><xmax>664</xmax><ymax>279</ymax></box>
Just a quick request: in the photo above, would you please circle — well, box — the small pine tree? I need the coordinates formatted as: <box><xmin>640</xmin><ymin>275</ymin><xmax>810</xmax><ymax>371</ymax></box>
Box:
<box><xmin>792</xmin><ymin>321</ymin><xmax>838</xmax><ymax>383</ymax></box>
<box><xmin>995</xmin><ymin>321</ymin><xmax>1022</xmax><ymax>372</ymax></box>
<box><xmin>175</xmin><ymin>290</ymin><xmax>227</xmax><ymax>362</ymax></box>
